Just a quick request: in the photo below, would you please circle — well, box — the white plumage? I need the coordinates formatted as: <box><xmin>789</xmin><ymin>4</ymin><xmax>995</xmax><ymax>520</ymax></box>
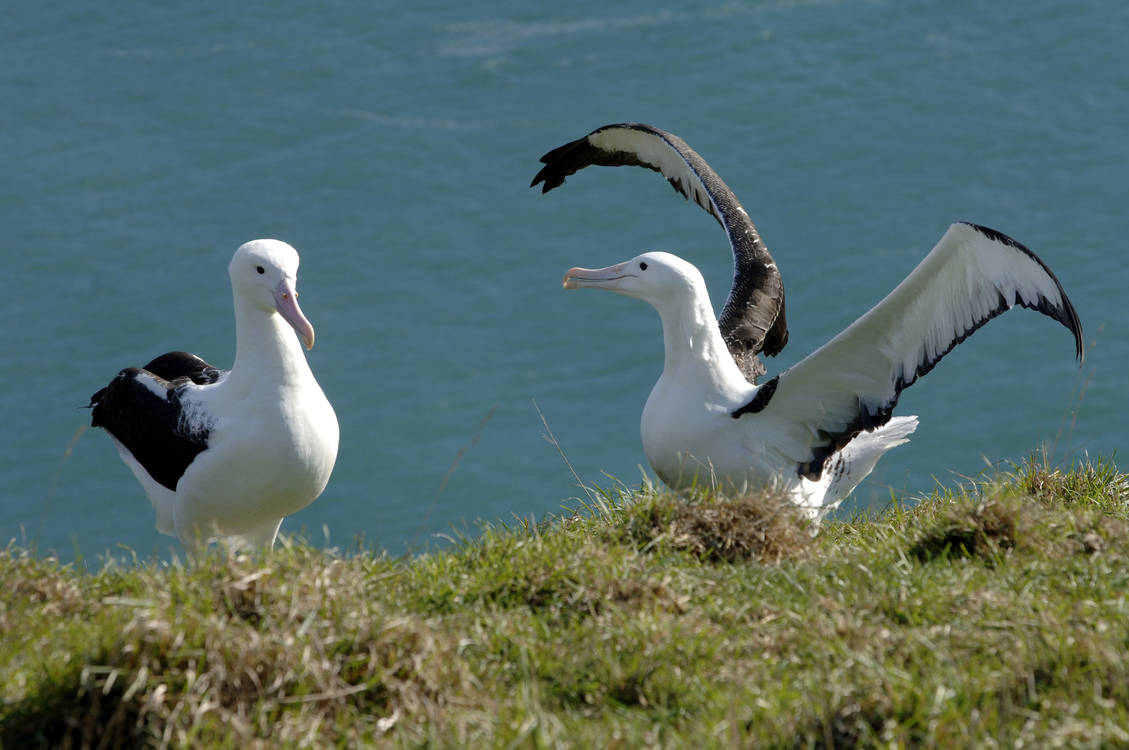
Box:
<box><xmin>563</xmin><ymin>223</ymin><xmax>1082</xmax><ymax>520</ymax></box>
<box><xmin>532</xmin><ymin>122</ymin><xmax>788</xmax><ymax>383</ymax></box>
<box><xmin>90</xmin><ymin>240</ymin><xmax>339</xmax><ymax>549</ymax></box>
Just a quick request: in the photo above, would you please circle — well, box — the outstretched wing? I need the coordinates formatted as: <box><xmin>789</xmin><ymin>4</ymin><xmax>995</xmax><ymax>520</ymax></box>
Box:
<box><xmin>733</xmin><ymin>222</ymin><xmax>1083</xmax><ymax>479</ymax></box>
<box><xmin>532</xmin><ymin>122</ymin><xmax>787</xmax><ymax>382</ymax></box>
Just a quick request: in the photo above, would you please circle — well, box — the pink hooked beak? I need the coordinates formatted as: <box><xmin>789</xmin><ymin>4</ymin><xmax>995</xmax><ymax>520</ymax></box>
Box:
<box><xmin>562</xmin><ymin>260</ymin><xmax>634</xmax><ymax>290</ymax></box>
<box><xmin>274</xmin><ymin>278</ymin><xmax>316</xmax><ymax>350</ymax></box>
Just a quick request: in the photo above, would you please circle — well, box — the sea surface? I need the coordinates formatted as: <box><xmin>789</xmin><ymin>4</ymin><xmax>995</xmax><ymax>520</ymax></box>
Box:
<box><xmin>4</xmin><ymin>1</ymin><xmax>1126</xmax><ymax>562</ymax></box>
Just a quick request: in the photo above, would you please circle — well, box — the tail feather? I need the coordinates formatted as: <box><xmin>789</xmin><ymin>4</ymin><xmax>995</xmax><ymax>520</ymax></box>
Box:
<box><xmin>792</xmin><ymin>416</ymin><xmax>918</xmax><ymax>520</ymax></box>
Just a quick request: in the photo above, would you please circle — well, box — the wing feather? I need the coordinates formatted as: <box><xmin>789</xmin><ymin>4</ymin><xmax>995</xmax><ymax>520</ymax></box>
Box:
<box><xmin>736</xmin><ymin>222</ymin><xmax>1083</xmax><ymax>479</ymax></box>
<box><xmin>89</xmin><ymin>352</ymin><xmax>222</xmax><ymax>490</ymax></box>
<box><xmin>532</xmin><ymin>122</ymin><xmax>788</xmax><ymax>382</ymax></box>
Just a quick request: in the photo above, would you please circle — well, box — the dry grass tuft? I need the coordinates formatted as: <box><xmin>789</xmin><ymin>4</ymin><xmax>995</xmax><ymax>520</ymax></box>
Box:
<box><xmin>616</xmin><ymin>487</ymin><xmax>814</xmax><ymax>563</ymax></box>
<box><xmin>909</xmin><ymin>495</ymin><xmax>1021</xmax><ymax>563</ymax></box>
<box><xmin>909</xmin><ymin>456</ymin><xmax>1129</xmax><ymax>564</ymax></box>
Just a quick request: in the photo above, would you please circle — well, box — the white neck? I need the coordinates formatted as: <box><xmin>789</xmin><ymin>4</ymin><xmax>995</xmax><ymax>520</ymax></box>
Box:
<box><xmin>654</xmin><ymin>287</ymin><xmax>749</xmax><ymax>392</ymax></box>
<box><xmin>227</xmin><ymin>297</ymin><xmax>312</xmax><ymax>390</ymax></box>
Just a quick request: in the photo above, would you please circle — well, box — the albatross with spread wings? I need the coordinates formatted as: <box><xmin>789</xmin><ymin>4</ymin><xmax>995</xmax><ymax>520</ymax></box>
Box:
<box><xmin>535</xmin><ymin>124</ymin><xmax>1083</xmax><ymax>518</ymax></box>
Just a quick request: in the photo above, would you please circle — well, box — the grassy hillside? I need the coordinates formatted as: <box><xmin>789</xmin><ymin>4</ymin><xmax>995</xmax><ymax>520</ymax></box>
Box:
<box><xmin>3</xmin><ymin>457</ymin><xmax>1128</xmax><ymax>748</ymax></box>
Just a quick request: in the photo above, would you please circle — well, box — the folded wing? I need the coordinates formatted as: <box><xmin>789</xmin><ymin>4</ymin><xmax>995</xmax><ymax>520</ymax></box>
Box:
<box><xmin>89</xmin><ymin>352</ymin><xmax>223</xmax><ymax>491</ymax></box>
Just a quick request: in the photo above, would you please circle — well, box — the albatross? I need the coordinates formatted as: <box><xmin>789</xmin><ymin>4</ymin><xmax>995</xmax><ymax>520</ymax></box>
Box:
<box><xmin>534</xmin><ymin>130</ymin><xmax>1083</xmax><ymax>518</ymax></box>
<box><xmin>560</xmin><ymin>228</ymin><xmax>1083</xmax><ymax>517</ymax></box>
<box><xmin>89</xmin><ymin>240</ymin><xmax>339</xmax><ymax>549</ymax></box>
<box><xmin>532</xmin><ymin>122</ymin><xmax>787</xmax><ymax>383</ymax></box>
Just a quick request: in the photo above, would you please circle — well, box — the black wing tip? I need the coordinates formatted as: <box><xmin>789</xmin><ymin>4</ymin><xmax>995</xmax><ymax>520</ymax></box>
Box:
<box><xmin>531</xmin><ymin>123</ymin><xmax>672</xmax><ymax>194</ymax></box>
<box><xmin>794</xmin><ymin>221</ymin><xmax>1083</xmax><ymax>483</ymax></box>
<box><xmin>960</xmin><ymin>221</ymin><xmax>1085</xmax><ymax>363</ymax></box>
<box><xmin>530</xmin><ymin>163</ymin><xmax>567</xmax><ymax>193</ymax></box>
<box><xmin>529</xmin><ymin>169</ymin><xmax>554</xmax><ymax>192</ymax></box>
<box><xmin>530</xmin><ymin>140</ymin><xmax>581</xmax><ymax>193</ymax></box>
<box><xmin>535</xmin><ymin>122</ymin><xmax>788</xmax><ymax>365</ymax></box>
<box><xmin>961</xmin><ymin>222</ymin><xmax>1025</xmax><ymax>250</ymax></box>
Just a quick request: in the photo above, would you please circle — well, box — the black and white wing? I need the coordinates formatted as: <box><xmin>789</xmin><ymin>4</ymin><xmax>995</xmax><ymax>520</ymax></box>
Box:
<box><xmin>137</xmin><ymin>351</ymin><xmax>223</xmax><ymax>385</ymax></box>
<box><xmin>732</xmin><ymin>222</ymin><xmax>1083</xmax><ymax>479</ymax></box>
<box><xmin>89</xmin><ymin>352</ymin><xmax>224</xmax><ymax>491</ymax></box>
<box><xmin>532</xmin><ymin>122</ymin><xmax>788</xmax><ymax>383</ymax></box>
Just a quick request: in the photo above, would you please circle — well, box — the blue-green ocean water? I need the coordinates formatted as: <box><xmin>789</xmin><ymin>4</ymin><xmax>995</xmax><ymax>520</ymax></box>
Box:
<box><xmin>4</xmin><ymin>2</ymin><xmax>1126</xmax><ymax>561</ymax></box>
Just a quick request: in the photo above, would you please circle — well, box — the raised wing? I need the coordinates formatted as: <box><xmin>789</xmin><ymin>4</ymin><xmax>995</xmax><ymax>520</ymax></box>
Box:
<box><xmin>532</xmin><ymin>122</ymin><xmax>788</xmax><ymax>382</ymax></box>
<box><xmin>734</xmin><ymin>222</ymin><xmax>1083</xmax><ymax>479</ymax></box>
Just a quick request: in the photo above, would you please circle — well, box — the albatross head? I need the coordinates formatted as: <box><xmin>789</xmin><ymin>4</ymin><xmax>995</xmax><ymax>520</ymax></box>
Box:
<box><xmin>562</xmin><ymin>251</ymin><xmax>707</xmax><ymax>313</ymax></box>
<box><xmin>229</xmin><ymin>239</ymin><xmax>317</xmax><ymax>349</ymax></box>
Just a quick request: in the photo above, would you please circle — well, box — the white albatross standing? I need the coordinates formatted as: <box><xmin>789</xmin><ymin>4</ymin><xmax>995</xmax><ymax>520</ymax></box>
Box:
<box><xmin>561</xmin><ymin>223</ymin><xmax>1083</xmax><ymax>519</ymax></box>
<box><xmin>89</xmin><ymin>240</ymin><xmax>339</xmax><ymax>549</ymax></box>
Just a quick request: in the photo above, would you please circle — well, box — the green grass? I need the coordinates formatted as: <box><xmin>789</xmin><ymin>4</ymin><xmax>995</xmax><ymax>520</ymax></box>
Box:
<box><xmin>3</xmin><ymin>455</ymin><xmax>1128</xmax><ymax>748</ymax></box>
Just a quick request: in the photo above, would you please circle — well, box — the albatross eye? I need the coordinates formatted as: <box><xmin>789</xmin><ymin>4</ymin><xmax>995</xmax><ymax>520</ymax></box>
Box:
<box><xmin>256</xmin><ymin>265</ymin><xmax>265</xmax><ymax>275</ymax></box>
<box><xmin>639</xmin><ymin>261</ymin><xmax>648</xmax><ymax>271</ymax></box>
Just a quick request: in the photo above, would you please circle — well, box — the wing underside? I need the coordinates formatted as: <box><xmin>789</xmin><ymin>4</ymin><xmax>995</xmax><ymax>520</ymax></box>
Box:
<box><xmin>737</xmin><ymin>222</ymin><xmax>1083</xmax><ymax>479</ymax></box>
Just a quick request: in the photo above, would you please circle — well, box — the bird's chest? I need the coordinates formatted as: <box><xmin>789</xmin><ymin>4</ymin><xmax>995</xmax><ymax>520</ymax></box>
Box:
<box><xmin>197</xmin><ymin>383</ymin><xmax>339</xmax><ymax>497</ymax></box>
<box><xmin>640</xmin><ymin>374</ymin><xmax>746</xmax><ymax>489</ymax></box>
